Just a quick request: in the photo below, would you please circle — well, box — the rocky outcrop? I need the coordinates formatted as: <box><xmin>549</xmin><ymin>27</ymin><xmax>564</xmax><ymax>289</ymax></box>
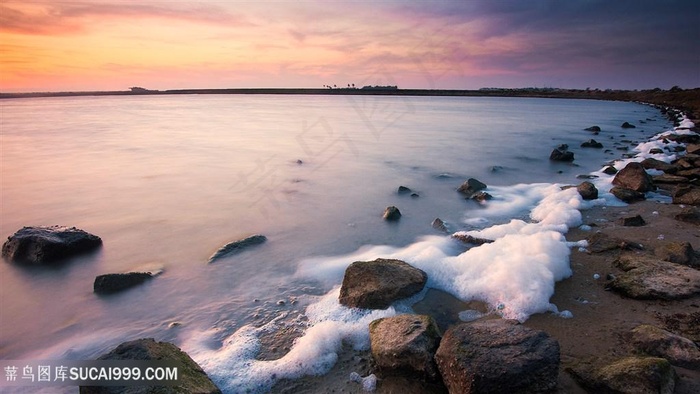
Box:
<box><xmin>577</xmin><ymin>181</ymin><xmax>599</xmax><ymax>200</ymax></box>
<box><xmin>80</xmin><ymin>338</ymin><xmax>221</xmax><ymax>394</ymax></box>
<box><xmin>569</xmin><ymin>356</ymin><xmax>676</xmax><ymax>394</ymax></box>
<box><xmin>457</xmin><ymin>178</ymin><xmax>487</xmax><ymax>197</ymax></box>
<box><xmin>654</xmin><ymin>241</ymin><xmax>696</xmax><ymax>266</ymax></box>
<box><xmin>434</xmin><ymin>319</ymin><xmax>560</xmax><ymax>394</ymax></box>
<box><xmin>609</xmin><ymin>254</ymin><xmax>700</xmax><ymax>300</ymax></box>
<box><xmin>94</xmin><ymin>272</ymin><xmax>154</xmax><ymax>294</ymax></box>
<box><xmin>630</xmin><ymin>325</ymin><xmax>700</xmax><ymax>369</ymax></box>
<box><xmin>581</xmin><ymin>139</ymin><xmax>603</xmax><ymax>148</ymax></box>
<box><xmin>612</xmin><ymin>162</ymin><xmax>655</xmax><ymax>192</ymax></box>
<box><xmin>383</xmin><ymin>206</ymin><xmax>402</xmax><ymax>221</ymax></box>
<box><xmin>2</xmin><ymin>226</ymin><xmax>102</xmax><ymax>265</ymax></box>
<box><xmin>672</xmin><ymin>186</ymin><xmax>700</xmax><ymax>205</ymax></box>
<box><xmin>207</xmin><ymin>234</ymin><xmax>267</xmax><ymax>263</ymax></box>
<box><xmin>549</xmin><ymin>144</ymin><xmax>574</xmax><ymax>162</ymax></box>
<box><xmin>621</xmin><ymin>121</ymin><xmax>636</xmax><ymax>128</ymax></box>
<box><xmin>339</xmin><ymin>258</ymin><xmax>427</xmax><ymax>309</ymax></box>
<box><xmin>610</xmin><ymin>186</ymin><xmax>646</xmax><ymax>203</ymax></box>
<box><xmin>369</xmin><ymin>314</ymin><xmax>441</xmax><ymax>379</ymax></box>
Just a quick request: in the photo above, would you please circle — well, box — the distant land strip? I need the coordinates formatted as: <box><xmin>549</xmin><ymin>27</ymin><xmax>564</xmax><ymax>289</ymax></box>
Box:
<box><xmin>1</xmin><ymin>87</ymin><xmax>698</xmax><ymax>119</ymax></box>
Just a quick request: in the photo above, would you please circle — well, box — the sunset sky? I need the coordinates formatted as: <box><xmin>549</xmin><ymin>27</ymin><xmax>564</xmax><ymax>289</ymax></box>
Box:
<box><xmin>1</xmin><ymin>0</ymin><xmax>698</xmax><ymax>93</ymax></box>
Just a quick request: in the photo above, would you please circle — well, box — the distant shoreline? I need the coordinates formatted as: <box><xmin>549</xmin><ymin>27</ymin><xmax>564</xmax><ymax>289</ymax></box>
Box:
<box><xmin>2</xmin><ymin>87</ymin><xmax>698</xmax><ymax>120</ymax></box>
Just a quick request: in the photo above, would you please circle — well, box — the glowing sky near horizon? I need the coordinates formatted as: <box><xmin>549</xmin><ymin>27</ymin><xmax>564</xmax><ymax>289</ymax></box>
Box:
<box><xmin>1</xmin><ymin>0</ymin><xmax>698</xmax><ymax>92</ymax></box>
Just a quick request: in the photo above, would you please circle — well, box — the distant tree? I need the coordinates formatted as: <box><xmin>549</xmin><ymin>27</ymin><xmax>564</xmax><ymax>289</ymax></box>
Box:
<box><xmin>333</xmin><ymin>84</ymin><xmax>337</xmax><ymax>88</ymax></box>
<box><xmin>670</xmin><ymin>85</ymin><xmax>683</xmax><ymax>92</ymax></box>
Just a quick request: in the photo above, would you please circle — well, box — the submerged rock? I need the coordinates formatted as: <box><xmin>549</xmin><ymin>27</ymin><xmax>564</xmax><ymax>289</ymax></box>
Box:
<box><xmin>369</xmin><ymin>314</ymin><xmax>441</xmax><ymax>380</ymax></box>
<box><xmin>630</xmin><ymin>324</ymin><xmax>700</xmax><ymax>369</ymax></box>
<box><xmin>612</xmin><ymin>162</ymin><xmax>655</xmax><ymax>192</ymax></box>
<box><xmin>602</xmin><ymin>165</ymin><xmax>618</xmax><ymax>175</ymax></box>
<box><xmin>569</xmin><ymin>356</ymin><xmax>675</xmax><ymax>394</ymax></box>
<box><xmin>431</xmin><ymin>218</ymin><xmax>448</xmax><ymax>233</ymax></box>
<box><xmin>208</xmin><ymin>234</ymin><xmax>267</xmax><ymax>263</ymax></box>
<box><xmin>80</xmin><ymin>338</ymin><xmax>221</xmax><ymax>394</ymax></box>
<box><xmin>2</xmin><ymin>226</ymin><xmax>102</xmax><ymax>265</ymax></box>
<box><xmin>383</xmin><ymin>206</ymin><xmax>402</xmax><ymax>221</ymax></box>
<box><xmin>397</xmin><ymin>186</ymin><xmax>412</xmax><ymax>195</ymax></box>
<box><xmin>435</xmin><ymin>319</ymin><xmax>560</xmax><ymax>394</ymax></box>
<box><xmin>549</xmin><ymin>146</ymin><xmax>575</xmax><ymax>162</ymax></box>
<box><xmin>621</xmin><ymin>121</ymin><xmax>637</xmax><ymax>129</ymax></box>
<box><xmin>94</xmin><ymin>272</ymin><xmax>154</xmax><ymax>294</ymax></box>
<box><xmin>457</xmin><ymin>178</ymin><xmax>487</xmax><ymax>197</ymax></box>
<box><xmin>581</xmin><ymin>139</ymin><xmax>604</xmax><ymax>148</ymax></box>
<box><xmin>452</xmin><ymin>233</ymin><xmax>494</xmax><ymax>245</ymax></box>
<box><xmin>610</xmin><ymin>254</ymin><xmax>700</xmax><ymax>300</ymax></box>
<box><xmin>339</xmin><ymin>258</ymin><xmax>427</xmax><ymax>309</ymax></box>
<box><xmin>585</xmin><ymin>125</ymin><xmax>601</xmax><ymax>132</ymax></box>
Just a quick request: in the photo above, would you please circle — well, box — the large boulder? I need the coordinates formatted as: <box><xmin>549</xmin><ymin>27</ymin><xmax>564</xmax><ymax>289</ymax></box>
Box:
<box><xmin>80</xmin><ymin>338</ymin><xmax>221</xmax><ymax>394</ymax></box>
<box><xmin>457</xmin><ymin>178</ymin><xmax>487</xmax><ymax>197</ymax></box>
<box><xmin>339</xmin><ymin>258</ymin><xmax>427</xmax><ymax>309</ymax></box>
<box><xmin>612</xmin><ymin>162</ymin><xmax>655</xmax><ymax>192</ymax></box>
<box><xmin>576</xmin><ymin>181</ymin><xmax>599</xmax><ymax>200</ymax></box>
<box><xmin>569</xmin><ymin>356</ymin><xmax>676</xmax><ymax>394</ymax></box>
<box><xmin>2</xmin><ymin>226</ymin><xmax>102</xmax><ymax>265</ymax></box>
<box><xmin>672</xmin><ymin>186</ymin><xmax>700</xmax><ymax>206</ymax></box>
<box><xmin>369</xmin><ymin>314</ymin><xmax>441</xmax><ymax>379</ymax></box>
<box><xmin>94</xmin><ymin>272</ymin><xmax>154</xmax><ymax>294</ymax></box>
<box><xmin>630</xmin><ymin>325</ymin><xmax>700</xmax><ymax>369</ymax></box>
<box><xmin>609</xmin><ymin>254</ymin><xmax>700</xmax><ymax>300</ymax></box>
<box><xmin>434</xmin><ymin>319</ymin><xmax>560</xmax><ymax>394</ymax></box>
<box><xmin>207</xmin><ymin>234</ymin><xmax>267</xmax><ymax>263</ymax></box>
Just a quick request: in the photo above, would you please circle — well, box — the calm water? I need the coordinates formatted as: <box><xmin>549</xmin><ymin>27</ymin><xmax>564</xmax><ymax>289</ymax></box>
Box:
<box><xmin>0</xmin><ymin>95</ymin><xmax>671</xmax><ymax>390</ymax></box>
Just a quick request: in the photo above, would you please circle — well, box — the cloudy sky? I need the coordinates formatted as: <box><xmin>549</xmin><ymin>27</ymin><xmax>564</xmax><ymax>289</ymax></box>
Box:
<box><xmin>1</xmin><ymin>0</ymin><xmax>698</xmax><ymax>92</ymax></box>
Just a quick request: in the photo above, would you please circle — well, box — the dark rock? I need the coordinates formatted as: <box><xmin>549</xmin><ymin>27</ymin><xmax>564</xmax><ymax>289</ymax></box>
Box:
<box><xmin>383</xmin><ymin>206</ymin><xmax>402</xmax><ymax>221</ymax></box>
<box><xmin>630</xmin><ymin>324</ymin><xmax>700</xmax><ymax>369</ymax></box>
<box><xmin>641</xmin><ymin>158</ymin><xmax>677</xmax><ymax>173</ymax></box>
<box><xmin>585</xmin><ymin>126</ymin><xmax>601</xmax><ymax>132</ymax></box>
<box><xmin>687</xmin><ymin>143</ymin><xmax>700</xmax><ymax>155</ymax></box>
<box><xmin>369</xmin><ymin>314</ymin><xmax>441</xmax><ymax>380</ymax></box>
<box><xmin>2</xmin><ymin>226</ymin><xmax>102</xmax><ymax>265</ymax></box>
<box><xmin>577</xmin><ymin>181</ymin><xmax>599</xmax><ymax>200</ymax></box>
<box><xmin>581</xmin><ymin>139</ymin><xmax>604</xmax><ymax>148</ymax></box>
<box><xmin>457</xmin><ymin>178</ymin><xmax>487</xmax><ymax>197</ymax></box>
<box><xmin>469</xmin><ymin>191</ymin><xmax>493</xmax><ymax>202</ymax></box>
<box><xmin>612</xmin><ymin>162</ymin><xmax>655</xmax><ymax>192</ymax></box>
<box><xmin>80</xmin><ymin>338</ymin><xmax>221</xmax><ymax>394</ymax></box>
<box><xmin>452</xmin><ymin>233</ymin><xmax>494</xmax><ymax>245</ymax></box>
<box><xmin>610</xmin><ymin>186</ymin><xmax>646</xmax><ymax>203</ymax></box>
<box><xmin>610</xmin><ymin>254</ymin><xmax>700</xmax><ymax>300</ymax></box>
<box><xmin>653</xmin><ymin>174</ymin><xmax>689</xmax><ymax>185</ymax></box>
<box><xmin>675</xmin><ymin>206</ymin><xmax>700</xmax><ymax>225</ymax></box>
<box><xmin>587</xmin><ymin>233</ymin><xmax>643</xmax><ymax>254</ymax></box>
<box><xmin>569</xmin><ymin>356</ymin><xmax>676</xmax><ymax>394</ymax></box>
<box><xmin>208</xmin><ymin>234</ymin><xmax>267</xmax><ymax>263</ymax></box>
<box><xmin>549</xmin><ymin>146</ymin><xmax>574</xmax><ymax>162</ymax></box>
<box><xmin>621</xmin><ymin>121</ymin><xmax>636</xmax><ymax>129</ymax></box>
<box><xmin>431</xmin><ymin>218</ymin><xmax>448</xmax><ymax>233</ymax></box>
<box><xmin>94</xmin><ymin>272</ymin><xmax>154</xmax><ymax>294</ymax></box>
<box><xmin>655</xmin><ymin>241</ymin><xmax>696</xmax><ymax>266</ymax></box>
<box><xmin>649</xmin><ymin>148</ymin><xmax>664</xmax><ymax>154</ymax></box>
<box><xmin>618</xmin><ymin>215</ymin><xmax>646</xmax><ymax>227</ymax></box>
<box><xmin>339</xmin><ymin>258</ymin><xmax>427</xmax><ymax>309</ymax></box>
<box><xmin>434</xmin><ymin>320</ymin><xmax>560</xmax><ymax>394</ymax></box>
<box><xmin>664</xmin><ymin>133</ymin><xmax>700</xmax><ymax>144</ymax></box>
<box><xmin>677</xmin><ymin>167</ymin><xmax>700</xmax><ymax>178</ymax></box>
<box><xmin>576</xmin><ymin>174</ymin><xmax>599</xmax><ymax>179</ymax></box>
<box><xmin>410</xmin><ymin>193</ymin><xmax>420</xmax><ymax>198</ymax></box>
<box><xmin>602</xmin><ymin>165</ymin><xmax>618</xmax><ymax>175</ymax></box>
<box><xmin>673</xmin><ymin>186</ymin><xmax>700</xmax><ymax>205</ymax></box>
<box><xmin>398</xmin><ymin>186</ymin><xmax>412</xmax><ymax>194</ymax></box>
